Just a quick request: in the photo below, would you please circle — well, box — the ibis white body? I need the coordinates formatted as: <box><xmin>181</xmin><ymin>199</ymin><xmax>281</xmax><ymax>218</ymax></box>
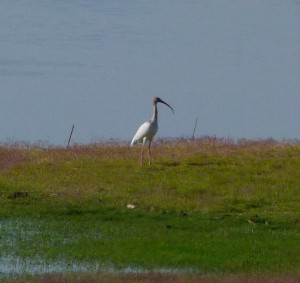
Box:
<box><xmin>131</xmin><ymin>97</ymin><xmax>174</xmax><ymax>164</ymax></box>
<box><xmin>131</xmin><ymin>113</ymin><xmax>158</xmax><ymax>147</ymax></box>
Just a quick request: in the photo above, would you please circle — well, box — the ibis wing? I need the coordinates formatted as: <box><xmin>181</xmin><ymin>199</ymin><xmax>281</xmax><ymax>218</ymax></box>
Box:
<box><xmin>131</xmin><ymin>121</ymin><xmax>151</xmax><ymax>146</ymax></box>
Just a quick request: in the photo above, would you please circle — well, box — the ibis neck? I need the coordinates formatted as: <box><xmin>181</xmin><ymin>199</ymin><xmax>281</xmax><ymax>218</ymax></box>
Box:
<box><xmin>150</xmin><ymin>103</ymin><xmax>158</xmax><ymax>123</ymax></box>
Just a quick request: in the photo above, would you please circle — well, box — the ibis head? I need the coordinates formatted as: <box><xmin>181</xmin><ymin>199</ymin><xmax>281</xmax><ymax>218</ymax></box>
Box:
<box><xmin>154</xmin><ymin>97</ymin><xmax>174</xmax><ymax>114</ymax></box>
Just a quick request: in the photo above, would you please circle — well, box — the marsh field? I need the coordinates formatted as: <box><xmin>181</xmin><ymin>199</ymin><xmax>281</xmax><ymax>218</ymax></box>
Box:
<box><xmin>0</xmin><ymin>138</ymin><xmax>299</xmax><ymax>282</ymax></box>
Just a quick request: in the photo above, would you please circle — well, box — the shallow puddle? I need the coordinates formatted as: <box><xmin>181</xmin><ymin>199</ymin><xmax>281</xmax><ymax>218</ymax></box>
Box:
<box><xmin>0</xmin><ymin>255</ymin><xmax>101</xmax><ymax>279</ymax></box>
<box><xmin>0</xmin><ymin>254</ymin><xmax>199</xmax><ymax>280</ymax></box>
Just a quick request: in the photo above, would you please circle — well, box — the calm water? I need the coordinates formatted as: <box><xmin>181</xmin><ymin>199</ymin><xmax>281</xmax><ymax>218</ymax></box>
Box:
<box><xmin>1</xmin><ymin>1</ymin><xmax>300</xmax><ymax>145</ymax></box>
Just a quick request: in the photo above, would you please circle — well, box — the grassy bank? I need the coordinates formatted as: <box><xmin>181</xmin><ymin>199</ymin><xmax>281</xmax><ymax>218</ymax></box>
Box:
<box><xmin>0</xmin><ymin>138</ymin><xmax>299</xmax><ymax>280</ymax></box>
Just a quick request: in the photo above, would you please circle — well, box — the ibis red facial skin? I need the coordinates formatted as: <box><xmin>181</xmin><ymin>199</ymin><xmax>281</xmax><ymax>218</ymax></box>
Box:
<box><xmin>131</xmin><ymin>97</ymin><xmax>174</xmax><ymax>165</ymax></box>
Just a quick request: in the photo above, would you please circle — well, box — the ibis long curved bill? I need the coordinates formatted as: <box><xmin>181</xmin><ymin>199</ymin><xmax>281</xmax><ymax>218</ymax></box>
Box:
<box><xmin>156</xmin><ymin>97</ymin><xmax>174</xmax><ymax>114</ymax></box>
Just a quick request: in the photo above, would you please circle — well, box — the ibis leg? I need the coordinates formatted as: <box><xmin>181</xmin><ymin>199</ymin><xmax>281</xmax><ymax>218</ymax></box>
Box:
<box><xmin>140</xmin><ymin>144</ymin><xmax>144</xmax><ymax>165</ymax></box>
<box><xmin>148</xmin><ymin>141</ymin><xmax>151</xmax><ymax>165</ymax></box>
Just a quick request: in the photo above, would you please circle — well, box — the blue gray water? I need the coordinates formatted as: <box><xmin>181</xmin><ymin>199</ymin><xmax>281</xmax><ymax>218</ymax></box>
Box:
<box><xmin>1</xmin><ymin>1</ymin><xmax>300</xmax><ymax>145</ymax></box>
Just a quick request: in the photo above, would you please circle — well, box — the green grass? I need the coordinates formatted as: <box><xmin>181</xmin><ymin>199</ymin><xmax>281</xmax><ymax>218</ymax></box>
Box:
<box><xmin>0</xmin><ymin>138</ymin><xmax>299</xmax><ymax>279</ymax></box>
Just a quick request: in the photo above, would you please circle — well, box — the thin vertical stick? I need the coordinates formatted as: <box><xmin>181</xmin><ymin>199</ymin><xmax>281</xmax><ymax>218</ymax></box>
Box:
<box><xmin>192</xmin><ymin>117</ymin><xmax>198</xmax><ymax>140</ymax></box>
<box><xmin>67</xmin><ymin>124</ymin><xmax>74</xmax><ymax>148</ymax></box>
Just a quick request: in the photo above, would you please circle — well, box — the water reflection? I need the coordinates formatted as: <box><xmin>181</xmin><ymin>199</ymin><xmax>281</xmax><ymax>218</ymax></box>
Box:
<box><xmin>0</xmin><ymin>254</ymin><xmax>199</xmax><ymax>280</ymax></box>
<box><xmin>0</xmin><ymin>255</ymin><xmax>100</xmax><ymax>278</ymax></box>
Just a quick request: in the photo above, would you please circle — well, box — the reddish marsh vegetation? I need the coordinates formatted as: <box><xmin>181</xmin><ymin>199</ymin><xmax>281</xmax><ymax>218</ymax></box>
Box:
<box><xmin>0</xmin><ymin>137</ymin><xmax>292</xmax><ymax>163</ymax></box>
<box><xmin>0</xmin><ymin>147</ymin><xmax>25</xmax><ymax>170</ymax></box>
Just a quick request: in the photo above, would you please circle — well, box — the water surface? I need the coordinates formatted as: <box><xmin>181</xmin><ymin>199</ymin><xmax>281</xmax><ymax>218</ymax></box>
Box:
<box><xmin>1</xmin><ymin>1</ymin><xmax>300</xmax><ymax>144</ymax></box>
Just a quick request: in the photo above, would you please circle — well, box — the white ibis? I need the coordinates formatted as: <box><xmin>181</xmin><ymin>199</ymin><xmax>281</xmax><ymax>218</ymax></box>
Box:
<box><xmin>131</xmin><ymin>97</ymin><xmax>174</xmax><ymax>165</ymax></box>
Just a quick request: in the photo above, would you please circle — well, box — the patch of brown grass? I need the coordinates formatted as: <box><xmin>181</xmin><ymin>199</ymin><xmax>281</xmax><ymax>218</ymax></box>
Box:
<box><xmin>0</xmin><ymin>147</ymin><xmax>26</xmax><ymax>171</ymax></box>
<box><xmin>2</xmin><ymin>137</ymin><xmax>300</xmax><ymax>167</ymax></box>
<box><xmin>151</xmin><ymin>137</ymin><xmax>296</xmax><ymax>163</ymax></box>
<box><xmin>70</xmin><ymin>137</ymin><xmax>291</xmax><ymax>160</ymax></box>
